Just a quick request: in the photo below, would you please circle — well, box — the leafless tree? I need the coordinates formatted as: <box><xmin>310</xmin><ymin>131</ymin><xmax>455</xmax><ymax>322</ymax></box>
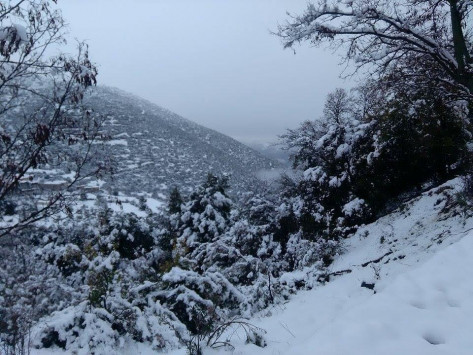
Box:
<box><xmin>276</xmin><ymin>0</ymin><xmax>472</xmax><ymax>98</ymax></box>
<box><xmin>323</xmin><ymin>88</ymin><xmax>352</xmax><ymax>124</ymax></box>
<box><xmin>0</xmin><ymin>0</ymin><xmax>103</xmax><ymax>238</ymax></box>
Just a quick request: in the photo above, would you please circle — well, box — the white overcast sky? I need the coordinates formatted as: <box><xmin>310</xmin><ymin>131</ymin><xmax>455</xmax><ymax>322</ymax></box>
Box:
<box><xmin>60</xmin><ymin>0</ymin><xmax>349</xmax><ymax>144</ymax></box>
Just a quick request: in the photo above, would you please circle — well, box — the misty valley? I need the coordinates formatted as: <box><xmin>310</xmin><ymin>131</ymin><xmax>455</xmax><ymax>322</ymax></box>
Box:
<box><xmin>1</xmin><ymin>1</ymin><xmax>473</xmax><ymax>355</ymax></box>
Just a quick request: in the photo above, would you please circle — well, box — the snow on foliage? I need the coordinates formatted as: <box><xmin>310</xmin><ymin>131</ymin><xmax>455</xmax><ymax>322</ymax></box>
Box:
<box><xmin>0</xmin><ymin>173</ymin><xmax>335</xmax><ymax>354</ymax></box>
<box><xmin>343</xmin><ymin>198</ymin><xmax>366</xmax><ymax>217</ymax></box>
<box><xmin>217</xmin><ymin>179</ymin><xmax>473</xmax><ymax>355</ymax></box>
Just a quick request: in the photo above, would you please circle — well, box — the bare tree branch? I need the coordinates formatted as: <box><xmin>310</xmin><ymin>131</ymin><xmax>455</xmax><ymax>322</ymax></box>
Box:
<box><xmin>276</xmin><ymin>0</ymin><xmax>473</xmax><ymax>96</ymax></box>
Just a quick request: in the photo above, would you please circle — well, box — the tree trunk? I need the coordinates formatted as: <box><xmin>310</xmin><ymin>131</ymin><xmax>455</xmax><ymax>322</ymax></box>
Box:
<box><xmin>449</xmin><ymin>0</ymin><xmax>473</xmax><ymax>94</ymax></box>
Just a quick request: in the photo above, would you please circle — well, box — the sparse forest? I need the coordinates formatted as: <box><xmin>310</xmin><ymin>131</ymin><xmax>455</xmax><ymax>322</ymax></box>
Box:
<box><xmin>1</xmin><ymin>0</ymin><xmax>472</xmax><ymax>354</ymax></box>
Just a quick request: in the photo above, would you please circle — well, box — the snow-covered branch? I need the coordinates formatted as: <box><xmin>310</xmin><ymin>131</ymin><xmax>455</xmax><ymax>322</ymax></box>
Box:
<box><xmin>277</xmin><ymin>0</ymin><xmax>472</xmax><ymax>95</ymax></box>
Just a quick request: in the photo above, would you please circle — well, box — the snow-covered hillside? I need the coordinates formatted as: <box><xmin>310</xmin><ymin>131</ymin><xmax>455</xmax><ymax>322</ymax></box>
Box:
<box><xmin>151</xmin><ymin>178</ymin><xmax>473</xmax><ymax>355</ymax></box>
<box><xmin>84</xmin><ymin>86</ymin><xmax>276</xmax><ymax>198</ymax></box>
<box><xmin>27</xmin><ymin>180</ymin><xmax>473</xmax><ymax>355</ymax></box>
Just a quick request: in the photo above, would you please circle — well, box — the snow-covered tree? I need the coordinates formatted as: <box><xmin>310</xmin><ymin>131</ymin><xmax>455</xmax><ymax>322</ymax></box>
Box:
<box><xmin>277</xmin><ymin>0</ymin><xmax>472</xmax><ymax>99</ymax></box>
<box><xmin>355</xmin><ymin>83</ymin><xmax>470</xmax><ymax>209</ymax></box>
<box><xmin>176</xmin><ymin>174</ymin><xmax>233</xmax><ymax>254</ymax></box>
<box><xmin>281</xmin><ymin>81</ymin><xmax>470</xmax><ymax>245</ymax></box>
<box><xmin>281</xmin><ymin>88</ymin><xmax>372</xmax><ymax>239</ymax></box>
<box><xmin>168</xmin><ymin>186</ymin><xmax>183</xmax><ymax>215</ymax></box>
<box><xmin>0</xmin><ymin>0</ymin><xmax>101</xmax><ymax>238</ymax></box>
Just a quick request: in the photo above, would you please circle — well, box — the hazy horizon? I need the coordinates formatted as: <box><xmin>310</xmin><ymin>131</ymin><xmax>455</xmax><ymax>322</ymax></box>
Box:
<box><xmin>61</xmin><ymin>0</ymin><xmax>351</xmax><ymax>145</ymax></box>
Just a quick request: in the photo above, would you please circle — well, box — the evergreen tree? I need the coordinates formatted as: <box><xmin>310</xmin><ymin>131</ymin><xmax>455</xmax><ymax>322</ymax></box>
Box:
<box><xmin>168</xmin><ymin>186</ymin><xmax>183</xmax><ymax>215</ymax></box>
<box><xmin>177</xmin><ymin>174</ymin><xmax>233</xmax><ymax>251</ymax></box>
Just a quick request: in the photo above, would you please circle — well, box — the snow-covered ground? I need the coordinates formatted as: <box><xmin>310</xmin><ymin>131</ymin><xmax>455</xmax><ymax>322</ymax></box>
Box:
<box><xmin>170</xmin><ymin>179</ymin><xmax>473</xmax><ymax>355</ymax></box>
<box><xmin>219</xmin><ymin>232</ymin><xmax>473</xmax><ymax>355</ymax></box>
<box><xmin>32</xmin><ymin>179</ymin><xmax>473</xmax><ymax>354</ymax></box>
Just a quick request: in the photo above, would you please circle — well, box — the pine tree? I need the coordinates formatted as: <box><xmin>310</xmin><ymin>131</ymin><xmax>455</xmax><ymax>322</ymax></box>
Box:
<box><xmin>177</xmin><ymin>174</ymin><xmax>233</xmax><ymax>250</ymax></box>
<box><xmin>168</xmin><ymin>186</ymin><xmax>183</xmax><ymax>215</ymax></box>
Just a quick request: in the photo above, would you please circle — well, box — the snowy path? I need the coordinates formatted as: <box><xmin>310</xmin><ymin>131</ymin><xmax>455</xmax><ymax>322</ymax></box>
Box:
<box><xmin>233</xmin><ymin>233</ymin><xmax>473</xmax><ymax>355</ymax></box>
<box><xmin>222</xmin><ymin>181</ymin><xmax>473</xmax><ymax>355</ymax></box>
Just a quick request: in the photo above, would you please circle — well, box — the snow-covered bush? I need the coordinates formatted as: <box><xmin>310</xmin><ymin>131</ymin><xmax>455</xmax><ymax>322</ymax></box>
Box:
<box><xmin>30</xmin><ymin>210</ymin><xmax>188</xmax><ymax>353</ymax></box>
<box><xmin>157</xmin><ymin>267</ymin><xmax>249</xmax><ymax>334</ymax></box>
<box><xmin>3</xmin><ymin>174</ymin><xmax>337</xmax><ymax>354</ymax></box>
<box><xmin>281</xmin><ymin>89</ymin><xmax>373</xmax><ymax>240</ymax></box>
<box><xmin>280</xmin><ymin>85</ymin><xmax>470</xmax><ymax>245</ymax></box>
<box><xmin>34</xmin><ymin>297</ymin><xmax>185</xmax><ymax>354</ymax></box>
<box><xmin>0</xmin><ymin>232</ymin><xmax>81</xmax><ymax>354</ymax></box>
<box><xmin>175</xmin><ymin>174</ymin><xmax>233</xmax><ymax>251</ymax></box>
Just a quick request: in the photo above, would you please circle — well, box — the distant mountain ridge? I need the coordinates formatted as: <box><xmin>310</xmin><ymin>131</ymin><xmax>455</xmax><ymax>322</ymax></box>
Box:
<box><xmin>85</xmin><ymin>86</ymin><xmax>276</xmax><ymax>198</ymax></box>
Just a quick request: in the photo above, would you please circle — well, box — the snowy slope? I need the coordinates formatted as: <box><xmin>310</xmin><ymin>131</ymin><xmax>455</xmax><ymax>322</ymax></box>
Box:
<box><xmin>83</xmin><ymin>86</ymin><xmax>276</xmax><ymax>198</ymax></box>
<box><xmin>30</xmin><ymin>179</ymin><xmax>473</xmax><ymax>355</ymax></box>
<box><xmin>229</xmin><ymin>179</ymin><xmax>473</xmax><ymax>355</ymax></box>
<box><xmin>161</xmin><ymin>178</ymin><xmax>473</xmax><ymax>355</ymax></box>
<box><xmin>289</xmin><ymin>234</ymin><xmax>473</xmax><ymax>355</ymax></box>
